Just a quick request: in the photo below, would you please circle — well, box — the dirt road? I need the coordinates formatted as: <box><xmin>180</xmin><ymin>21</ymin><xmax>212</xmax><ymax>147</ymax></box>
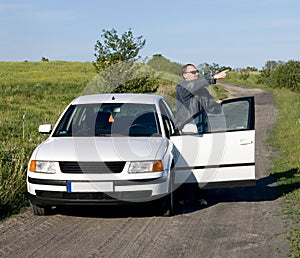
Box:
<box><xmin>0</xmin><ymin>83</ymin><xmax>290</xmax><ymax>258</ymax></box>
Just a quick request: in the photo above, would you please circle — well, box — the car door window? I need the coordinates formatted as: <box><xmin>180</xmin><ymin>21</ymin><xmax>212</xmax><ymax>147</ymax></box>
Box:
<box><xmin>207</xmin><ymin>97</ymin><xmax>254</xmax><ymax>133</ymax></box>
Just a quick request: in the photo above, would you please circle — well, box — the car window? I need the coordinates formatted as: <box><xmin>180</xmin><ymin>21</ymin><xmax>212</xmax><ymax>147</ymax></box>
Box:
<box><xmin>53</xmin><ymin>103</ymin><xmax>161</xmax><ymax>137</ymax></box>
<box><xmin>181</xmin><ymin>97</ymin><xmax>254</xmax><ymax>134</ymax></box>
<box><xmin>222</xmin><ymin>100</ymin><xmax>251</xmax><ymax>130</ymax></box>
<box><xmin>207</xmin><ymin>98</ymin><xmax>253</xmax><ymax>133</ymax></box>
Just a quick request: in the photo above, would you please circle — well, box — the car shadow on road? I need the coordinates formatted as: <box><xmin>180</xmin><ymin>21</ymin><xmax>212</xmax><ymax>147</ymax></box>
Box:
<box><xmin>172</xmin><ymin>175</ymin><xmax>278</xmax><ymax>215</ymax></box>
<box><xmin>207</xmin><ymin>175</ymin><xmax>280</xmax><ymax>204</ymax></box>
<box><xmin>208</xmin><ymin>169</ymin><xmax>300</xmax><ymax>205</ymax></box>
<box><xmin>177</xmin><ymin>170</ymin><xmax>300</xmax><ymax>214</ymax></box>
<box><xmin>57</xmin><ymin>206</ymin><xmax>158</xmax><ymax>218</ymax></box>
<box><xmin>56</xmin><ymin>201</ymin><xmax>173</xmax><ymax>218</ymax></box>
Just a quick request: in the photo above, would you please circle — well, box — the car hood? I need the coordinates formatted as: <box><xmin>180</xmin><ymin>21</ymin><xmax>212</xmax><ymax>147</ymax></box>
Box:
<box><xmin>33</xmin><ymin>137</ymin><xmax>169</xmax><ymax>162</ymax></box>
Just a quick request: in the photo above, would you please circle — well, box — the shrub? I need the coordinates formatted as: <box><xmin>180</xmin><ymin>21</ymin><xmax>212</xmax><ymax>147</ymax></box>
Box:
<box><xmin>272</xmin><ymin>60</ymin><xmax>300</xmax><ymax>92</ymax></box>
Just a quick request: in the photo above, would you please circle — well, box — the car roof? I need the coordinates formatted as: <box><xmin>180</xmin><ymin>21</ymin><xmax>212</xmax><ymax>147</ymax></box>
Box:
<box><xmin>71</xmin><ymin>93</ymin><xmax>163</xmax><ymax>105</ymax></box>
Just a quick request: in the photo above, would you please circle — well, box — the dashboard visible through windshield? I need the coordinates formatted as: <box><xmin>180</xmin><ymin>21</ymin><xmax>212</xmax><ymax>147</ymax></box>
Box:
<box><xmin>53</xmin><ymin>103</ymin><xmax>161</xmax><ymax>137</ymax></box>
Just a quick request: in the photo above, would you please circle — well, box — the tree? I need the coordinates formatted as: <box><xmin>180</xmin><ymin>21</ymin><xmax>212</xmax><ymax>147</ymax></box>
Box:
<box><xmin>259</xmin><ymin>60</ymin><xmax>284</xmax><ymax>84</ymax></box>
<box><xmin>93</xmin><ymin>28</ymin><xmax>146</xmax><ymax>73</ymax></box>
<box><xmin>91</xmin><ymin>28</ymin><xmax>158</xmax><ymax>93</ymax></box>
<box><xmin>41</xmin><ymin>57</ymin><xmax>49</xmax><ymax>62</ymax></box>
<box><xmin>198</xmin><ymin>63</ymin><xmax>211</xmax><ymax>75</ymax></box>
<box><xmin>245</xmin><ymin>66</ymin><xmax>258</xmax><ymax>72</ymax></box>
<box><xmin>264</xmin><ymin>60</ymin><xmax>281</xmax><ymax>71</ymax></box>
<box><xmin>198</xmin><ymin>63</ymin><xmax>231</xmax><ymax>76</ymax></box>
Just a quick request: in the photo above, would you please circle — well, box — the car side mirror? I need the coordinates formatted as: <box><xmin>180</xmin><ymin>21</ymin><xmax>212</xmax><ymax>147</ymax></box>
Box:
<box><xmin>39</xmin><ymin>124</ymin><xmax>52</xmax><ymax>134</ymax></box>
<box><xmin>181</xmin><ymin>123</ymin><xmax>198</xmax><ymax>134</ymax></box>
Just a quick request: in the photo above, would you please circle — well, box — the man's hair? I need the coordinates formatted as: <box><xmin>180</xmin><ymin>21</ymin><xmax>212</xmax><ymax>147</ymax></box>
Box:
<box><xmin>182</xmin><ymin>63</ymin><xmax>197</xmax><ymax>75</ymax></box>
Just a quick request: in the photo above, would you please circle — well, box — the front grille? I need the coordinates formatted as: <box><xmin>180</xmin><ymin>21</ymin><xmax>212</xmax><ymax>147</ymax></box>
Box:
<box><xmin>59</xmin><ymin>161</ymin><xmax>125</xmax><ymax>173</ymax></box>
<box><xmin>36</xmin><ymin>190</ymin><xmax>116</xmax><ymax>200</ymax></box>
<box><xmin>35</xmin><ymin>190</ymin><xmax>152</xmax><ymax>201</ymax></box>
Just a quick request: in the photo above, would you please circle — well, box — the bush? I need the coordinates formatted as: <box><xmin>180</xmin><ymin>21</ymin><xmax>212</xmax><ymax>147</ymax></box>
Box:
<box><xmin>239</xmin><ymin>69</ymin><xmax>250</xmax><ymax>80</ymax></box>
<box><xmin>272</xmin><ymin>60</ymin><xmax>300</xmax><ymax>92</ymax></box>
<box><xmin>259</xmin><ymin>60</ymin><xmax>300</xmax><ymax>92</ymax></box>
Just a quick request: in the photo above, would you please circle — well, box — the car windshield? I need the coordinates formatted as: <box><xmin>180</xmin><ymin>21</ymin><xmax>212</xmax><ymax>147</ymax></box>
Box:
<box><xmin>53</xmin><ymin>103</ymin><xmax>161</xmax><ymax>137</ymax></box>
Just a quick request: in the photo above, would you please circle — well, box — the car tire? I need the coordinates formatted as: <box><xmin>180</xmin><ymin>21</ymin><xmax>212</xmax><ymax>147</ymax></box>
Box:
<box><xmin>162</xmin><ymin>192</ymin><xmax>174</xmax><ymax>217</ymax></box>
<box><xmin>162</xmin><ymin>167</ymin><xmax>175</xmax><ymax>217</ymax></box>
<box><xmin>30</xmin><ymin>203</ymin><xmax>52</xmax><ymax>216</ymax></box>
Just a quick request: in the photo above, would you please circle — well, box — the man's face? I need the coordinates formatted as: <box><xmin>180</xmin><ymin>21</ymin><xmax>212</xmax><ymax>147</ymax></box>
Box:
<box><xmin>183</xmin><ymin>65</ymin><xmax>199</xmax><ymax>81</ymax></box>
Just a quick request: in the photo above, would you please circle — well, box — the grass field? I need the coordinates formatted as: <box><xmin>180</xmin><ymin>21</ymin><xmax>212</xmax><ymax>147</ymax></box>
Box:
<box><xmin>0</xmin><ymin>62</ymin><xmax>299</xmax><ymax>256</ymax></box>
<box><xmin>0</xmin><ymin>61</ymin><xmax>96</xmax><ymax>218</ymax></box>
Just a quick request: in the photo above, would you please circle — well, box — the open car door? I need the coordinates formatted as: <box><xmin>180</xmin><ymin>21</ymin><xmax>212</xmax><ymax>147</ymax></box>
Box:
<box><xmin>171</xmin><ymin>96</ymin><xmax>255</xmax><ymax>188</ymax></box>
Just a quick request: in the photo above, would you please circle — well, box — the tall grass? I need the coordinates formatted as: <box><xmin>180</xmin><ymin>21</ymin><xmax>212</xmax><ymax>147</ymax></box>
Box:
<box><xmin>0</xmin><ymin>140</ymin><xmax>28</xmax><ymax>217</ymax></box>
<box><xmin>269</xmin><ymin>88</ymin><xmax>300</xmax><ymax>257</ymax></box>
<box><xmin>0</xmin><ymin>61</ymin><xmax>96</xmax><ymax>218</ymax></box>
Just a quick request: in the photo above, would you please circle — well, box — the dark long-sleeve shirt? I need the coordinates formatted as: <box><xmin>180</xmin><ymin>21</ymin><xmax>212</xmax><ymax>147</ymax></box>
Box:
<box><xmin>175</xmin><ymin>75</ymin><xmax>221</xmax><ymax>131</ymax></box>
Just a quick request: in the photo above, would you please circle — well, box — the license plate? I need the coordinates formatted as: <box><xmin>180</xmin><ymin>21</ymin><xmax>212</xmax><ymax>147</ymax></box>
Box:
<box><xmin>67</xmin><ymin>181</ymin><xmax>113</xmax><ymax>192</ymax></box>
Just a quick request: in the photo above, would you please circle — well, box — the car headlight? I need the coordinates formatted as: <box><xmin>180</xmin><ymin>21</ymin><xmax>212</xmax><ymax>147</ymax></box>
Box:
<box><xmin>128</xmin><ymin>160</ymin><xmax>164</xmax><ymax>173</ymax></box>
<box><xmin>29</xmin><ymin>160</ymin><xmax>57</xmax><ymax>173</ymax></box>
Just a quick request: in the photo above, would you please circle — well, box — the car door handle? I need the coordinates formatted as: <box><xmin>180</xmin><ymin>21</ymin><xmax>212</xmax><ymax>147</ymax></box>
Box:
<box><xmin>240</xmin><ymin>139</ymin><xmax>253</xmax><ymax>145</ymax></box>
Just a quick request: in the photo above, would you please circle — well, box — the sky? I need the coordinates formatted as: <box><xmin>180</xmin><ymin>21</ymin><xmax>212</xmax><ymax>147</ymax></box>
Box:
<box><xmin>0</xmin><ymin>0</ymin><xmax>299</xmax><ymax>69</ymax></box>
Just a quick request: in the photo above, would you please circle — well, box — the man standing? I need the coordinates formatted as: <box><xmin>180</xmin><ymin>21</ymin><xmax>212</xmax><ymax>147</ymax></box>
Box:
<box><xmin>175</xmin><ymin>64</ymin><xmax>229</xmax><ymax>206</ymax></box>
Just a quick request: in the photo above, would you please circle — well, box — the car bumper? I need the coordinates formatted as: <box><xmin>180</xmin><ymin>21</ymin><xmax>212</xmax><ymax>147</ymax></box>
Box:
<box><xmin>27</xmin><ymin>176</ymin><xmax>168</xmax><ymax>206</ymax></box>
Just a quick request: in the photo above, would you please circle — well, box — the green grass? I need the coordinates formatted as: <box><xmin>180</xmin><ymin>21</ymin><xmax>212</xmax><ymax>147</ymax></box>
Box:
<box><xmin>269</xmin><ymin>88</ymin><xmax>300</xmax><ymax>257</ymax></box>
<box><xmin>0</xmin><ymin>61</ymin><xmax>96</xmax><ymax>218</ymax></box>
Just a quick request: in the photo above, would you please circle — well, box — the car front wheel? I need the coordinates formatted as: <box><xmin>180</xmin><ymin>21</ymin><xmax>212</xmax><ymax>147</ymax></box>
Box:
<box><xmin>162</xmin><ymin>167</ymin><xmax>176</xmax><ymax>216</ymax></box>
<box><xmin>30</xmin><ymin>203</ymin><xmax>52</xmax><ymax>216</ymax></box>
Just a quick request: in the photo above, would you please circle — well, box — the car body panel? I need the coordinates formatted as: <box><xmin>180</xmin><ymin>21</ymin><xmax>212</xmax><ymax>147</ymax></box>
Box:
<box><xmin>31</xmin><ymin>137</ymin><xmax>169</xmax><ymax>162</ymax></box>
<box><xmin>172</xmin><ymin>130</ymin><xmax>255</xmax><ymax>187</ymax></box>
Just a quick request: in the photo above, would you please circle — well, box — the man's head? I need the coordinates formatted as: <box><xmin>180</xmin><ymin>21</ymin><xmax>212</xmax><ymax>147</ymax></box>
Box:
<box><xmin>182</xmin><ymin>64</ymin><xmax>199</xmax><ymax>81</ymax></box>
